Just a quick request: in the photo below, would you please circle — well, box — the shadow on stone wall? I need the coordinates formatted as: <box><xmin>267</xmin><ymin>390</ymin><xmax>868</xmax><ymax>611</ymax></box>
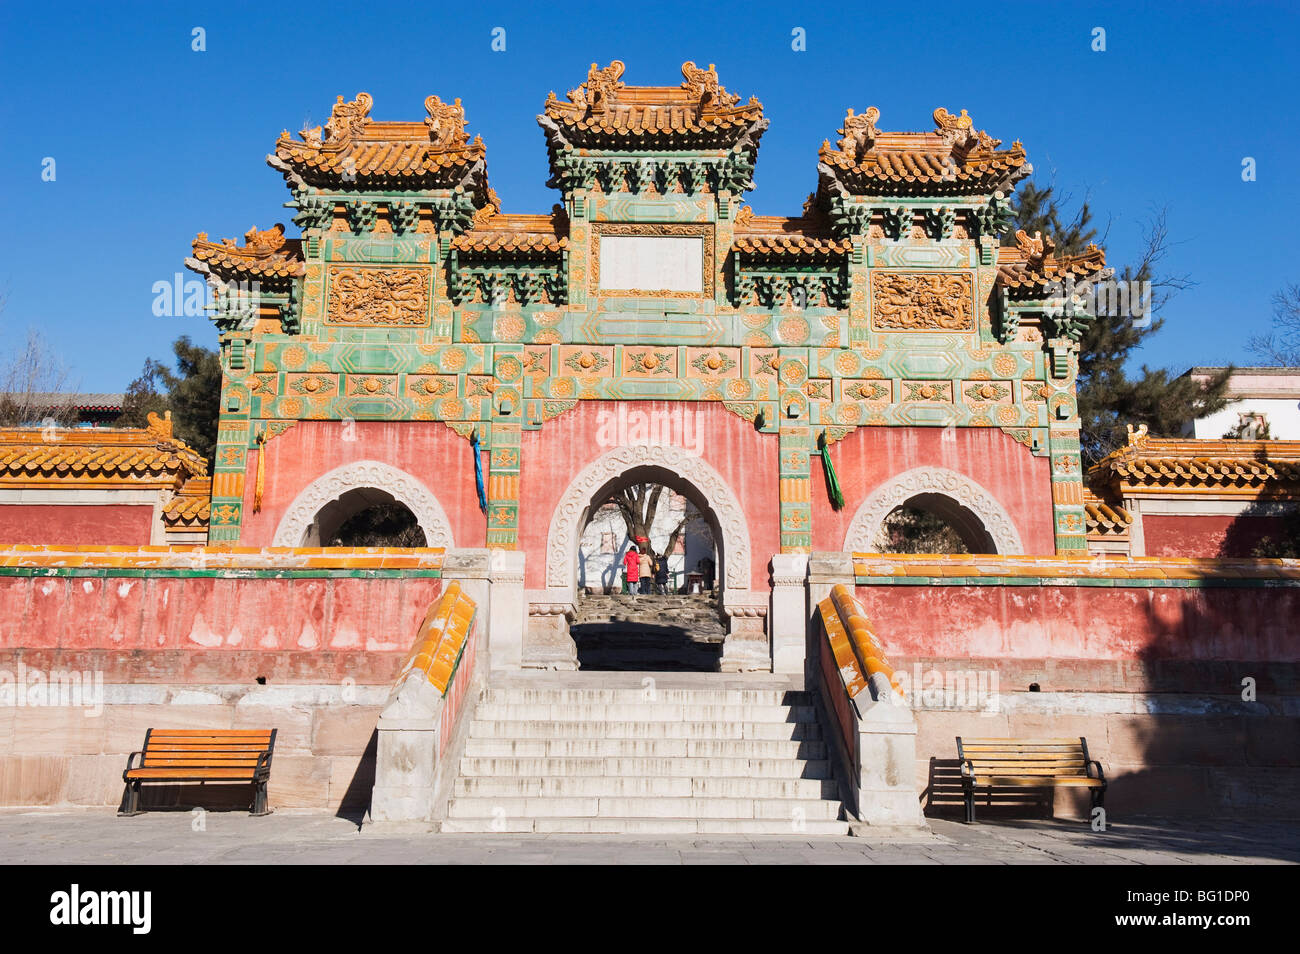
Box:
<box><xmin>1121</xmin><ymin>578</ymin><xmax>1299</xmax><ymax>833</ymax></box>
<box><xmin>914</xmin><ymin>571</ymin><xmax>1298</xmax><ymax>859</ymax></box>
<box><xmin>334</xmin><ymin>730</ymin><xmax>378</xmax><ymax>826</ymax></box>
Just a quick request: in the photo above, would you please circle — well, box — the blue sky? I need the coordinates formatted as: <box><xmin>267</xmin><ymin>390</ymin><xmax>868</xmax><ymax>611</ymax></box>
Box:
<box><xmin>1</xmin><ymin>0</ymin><xmax>1297</xmax><ymax>392</ymax></box>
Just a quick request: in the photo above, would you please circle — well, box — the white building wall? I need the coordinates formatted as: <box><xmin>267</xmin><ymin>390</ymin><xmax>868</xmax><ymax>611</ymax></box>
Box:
<box><xmin>1190</xmin><ymin>398</ymin><xmax>1300</xmax><ymax>439</ymax></box>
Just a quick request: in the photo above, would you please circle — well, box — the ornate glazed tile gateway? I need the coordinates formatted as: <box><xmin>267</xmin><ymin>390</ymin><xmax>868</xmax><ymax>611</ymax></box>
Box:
<box><xmin>188</xmin><ymin>60</ymin><xmax>1108</xmax><ymax>553</ymax></box>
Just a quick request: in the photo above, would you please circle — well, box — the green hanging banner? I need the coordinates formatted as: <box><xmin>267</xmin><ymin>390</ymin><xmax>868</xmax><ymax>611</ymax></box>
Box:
<box><xmin>819</xmin><ymin>430</ymin><xmax>845</xmax><ymax>511</ymax></box>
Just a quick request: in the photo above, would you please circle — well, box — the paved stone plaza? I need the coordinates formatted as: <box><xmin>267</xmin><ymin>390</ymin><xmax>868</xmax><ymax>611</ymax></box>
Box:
<box><xmin>1</xmin><ymin>811</ymin><xmax>1295</xmax><ymax>864</ymax></box>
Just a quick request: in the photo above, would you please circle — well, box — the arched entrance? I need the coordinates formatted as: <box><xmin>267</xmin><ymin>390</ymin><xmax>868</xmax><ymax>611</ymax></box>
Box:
<box><xmin>571</xmin><ymin>470</ymin><xmax>723</xmax><ymax>670</ymax></box>
<box><xmin>844</xmin><ymin>466</ymin><xmax>1024</xmax><ymax>554</ymax></box>
<box><xmin>272</xmin><ymin>459</ymin><xmax>455</xmax><ymax>548</ymax></box>
<box><xmin>538</xmin><ymin>443</ymin><xmax>766</xmax><ymax>672</ymax></box>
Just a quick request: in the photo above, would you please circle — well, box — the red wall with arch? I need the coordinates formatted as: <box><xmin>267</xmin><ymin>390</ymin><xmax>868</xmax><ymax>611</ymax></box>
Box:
<box><xmin>237</xmin><ymin>421</ymin><xmax>485</xmax><ymax>549</ymax></box>
<box><xmin>813</xmin><ymin>427</ymin><xmax>1055</xmax><ymax>555</ymax></box>
<box><xmin>516</xmin><ymin>401</ymin><xmax>779</xmax><ymax>590</ymax></box>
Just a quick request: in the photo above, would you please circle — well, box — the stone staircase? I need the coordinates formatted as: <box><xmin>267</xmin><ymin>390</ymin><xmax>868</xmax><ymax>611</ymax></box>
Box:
<box><xmin>570</xmin><ymin>593</ymin><xmax>726</xmax><ymax>671</ymax></box>
<box><xmin>440</xmin><ymin>672</ymin><xmax>852</xmax><ymax>834</ymax></box>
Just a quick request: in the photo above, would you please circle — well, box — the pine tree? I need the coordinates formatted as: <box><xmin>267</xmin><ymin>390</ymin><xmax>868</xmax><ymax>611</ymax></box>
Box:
<box><xmin>119</xmin><ymin>336</ymin><xmax>222</xmax><ymax>465</ymax></box>
<box><xmin>1005</xmin><ymin>182</ymin><xmax>1233</xmax><ymax>466</ymax></box>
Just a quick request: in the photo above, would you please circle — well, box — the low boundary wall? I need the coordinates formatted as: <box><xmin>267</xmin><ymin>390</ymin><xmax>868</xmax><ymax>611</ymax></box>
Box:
<box><xmin>809</xmin><ymin>552</ymin><xmax>1300</xmax><ymax>818</ymax></box>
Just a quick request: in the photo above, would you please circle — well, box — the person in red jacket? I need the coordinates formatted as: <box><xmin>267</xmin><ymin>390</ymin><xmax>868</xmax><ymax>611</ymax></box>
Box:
<box><xmin>622</xmin><ymin>544</ymin><xmax>640</xmax><ymax>594</ymax></box>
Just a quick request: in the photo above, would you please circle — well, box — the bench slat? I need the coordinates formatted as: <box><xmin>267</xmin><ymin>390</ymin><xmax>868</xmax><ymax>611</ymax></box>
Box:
<box><xmin>142</xmin><ymin>748</ymin><xmax>271</xmax><ymax>753</ymax></box>
<box><xmin>971</xmin><ymin>777</ymin><xmax>1104</xmax><ymax>787</ymax></box>
<box><xmin>966</xmin><ymin>762</ymin><xmax>1088</xmax><ymax>770</ymax></box>
<box><xmin>126</xmin><ymin>768</ymin><xmax>259</xmax><ymax>780</ymax></box>
<box><xmin>142</xmin><ymin>738</ymin><xmax>274</xmax><ymax>743</ymax></box>
<box><xmin>142</xmin><ymin>764</ymin><xmax>263</xmax><ymax>769</ymax></box>
<box><xmin>960</xmin><ymin>737</ymin><xmax>1086</xmax><ymax>744</ymax></box>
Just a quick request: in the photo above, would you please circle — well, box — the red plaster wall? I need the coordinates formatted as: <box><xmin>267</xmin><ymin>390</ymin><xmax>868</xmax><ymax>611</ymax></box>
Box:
<box><xmin>237</xmin><ymin>421</ymin><xmax>485</xmax><ymax>549</ymax></box>
<box><xmin>517</xmin><ymin>401</ymin><xmax>780</xmax><ymax>589</ymax></box>
<box><xmin>1144</xmin><ymin>513</ymin><xmax>1284</xmax><ymax>558</ymax></box>
<box><xmin>853</xmin><ymin>582</ymin><xmax>1299</xmax><ymax>664</ymax></box>
<box><xmin>0</xmin><ymin>504</ymin><xmax>154</xmax><ymax>546</ymax></box>
<box><xmin>814</xmin><ymin>428</ymin><xmax>1055</xmax><ymax>554</ymax></box>
<box><xmin>0</xmin><ymin>574</ymin><xmax>442</xmax><ymax>684</ymax></box>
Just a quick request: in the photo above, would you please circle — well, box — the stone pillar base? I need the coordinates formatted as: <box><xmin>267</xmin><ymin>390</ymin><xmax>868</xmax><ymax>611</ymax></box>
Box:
<box><xmin>769</xmin><ymin>553</ymin><xmax>809</xmax><ymax>674</ymax></box>
<box><xmin>720</xmin><ymin>602</ymin><xmax>770</xmax><ymax>672</ymax></box>
<box><xmin>524</xmin><ymin>603</ymin><xmax>579</xmax><ymax>670</ymax></box>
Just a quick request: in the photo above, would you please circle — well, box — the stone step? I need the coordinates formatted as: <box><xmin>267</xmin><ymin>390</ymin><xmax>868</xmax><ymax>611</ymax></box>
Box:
<box><xmin>486</xmin><ymin>671</ymin><xmax>806</xmax><ymax>691</ymax></box>
<box><xmin>461</xmin><ymin>737</ymin><xmax>828</xmax><ymax>760</ymax></box>
<box><xmin>467</xmin><ymin>719</ymin><xmax>823</xmax><ymax>741</ymax></box>
<box><xmin>453</xmin><ymin>775</ymin><xmax>842</xmax><ymax>799</ymax></box>
<box><xmin>480</xmin><ymin>688</ymin><xmax>812</xmax><ymax>706</ymax></box>
<box><xmin>445</xmin><ymin>796</ymin><xmax>845</xmax><ymax>820</ymax></box>
<box><xmin>457</xmin><ymin>756</ymin><xmax>835</xmax><ymax>779</ymax></box>
<box><xmin>440</xmin><ymin>816</ymin><xmax>851</xmax><ymax>835</ymax></box>
<box><xmin>571</xmin><ymin>629</ymin><xmax>724</xmax><ymax>641</ymax></box>
<box><xmin>574</xmin><ymin>658</ymin><xmax>722</xmax><ymax>673</ymax></box>
<box><xmin>472</xmin><ymin>703</ymin><xmax>818</xmax><ymax>723</ymax></box>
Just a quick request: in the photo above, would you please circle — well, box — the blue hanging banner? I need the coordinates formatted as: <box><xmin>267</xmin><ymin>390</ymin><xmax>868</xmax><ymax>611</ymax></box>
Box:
<box><xmin>470</xmin><ymin>430</ymin><xmax>488</xmax><ymax>515</ymax></box>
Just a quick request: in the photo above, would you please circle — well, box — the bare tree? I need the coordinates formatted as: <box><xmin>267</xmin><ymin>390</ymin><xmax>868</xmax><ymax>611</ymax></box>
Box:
<box><xmin>607</xmin><ymin>483</ymin><xmax>686</xmax><ymax>567</ymax></box>
<box><xmin>1248</xmin><ymin>283</ymin><xmax>1300</xmax><ymax>367</ymax></box>
<box><xmin>604</xmin><ymin>483</ymin><xmax>723</xmax><ymax>572</ymax></box>
<box><xmin>0</xmin><ymin>327</ymin><xmax>81</xmax><ymax>426</ymax></box>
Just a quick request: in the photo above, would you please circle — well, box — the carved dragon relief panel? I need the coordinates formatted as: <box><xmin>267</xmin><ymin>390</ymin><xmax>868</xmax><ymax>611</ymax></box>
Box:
<box><xmin>325</xmin><ymin>265</ymin><xmax>431</xmax><ymax>326</ymax></box>
<box><xmin>870</xmin><ymin>271</ymin><xmax>974</xmax><ymax>332</ymax></box>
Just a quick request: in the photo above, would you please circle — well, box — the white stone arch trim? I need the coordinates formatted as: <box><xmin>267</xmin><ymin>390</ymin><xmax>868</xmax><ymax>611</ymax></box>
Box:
<box><xmin>545</xmin><ymin>443</ymin><xmax>753</xmax><ymax>593</ymax></box>
<box><xmin>843</xmin><ymin>466</ymin><xmax>1024</xmax><ymax>554</ymax></box>
<box><xmin>272</xmin><ymin>459</ymin><xmax>455</xmax><ymax>548</ymax></box>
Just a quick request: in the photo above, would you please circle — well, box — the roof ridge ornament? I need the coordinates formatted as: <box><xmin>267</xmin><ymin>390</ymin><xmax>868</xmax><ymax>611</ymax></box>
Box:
<box><xmin>146</xmin><ymin>410</ymin><xmax>174</xmax><ymax>442</ymax></box>
<box><xmin>837</xmin><ymin>106</ymin><xmax>880</xmax><ymax>159</ymax></box>
<box><xmin>472</xmin><ymin>188</ymin><xmax>502</xmax><ymax>228</ymax></box>
<box><xmin>933</xmin><ymin>106</ymin><xmax>1001</xmax><ymax>151</ymax></box>
<box><xmin>681</xmin><ymin>61</ymin><xmax>740</xmax><ymax>110</ymax></box>
<box><xmin>1015</xmin><ymin>228</ymin><xmax>1056</xmax><ymax>268</ymax></box>
<box><xmin>572</xmin><ymin>60</ymin><xmax>626</xmax><ymax>114</ymax></box>
<box><xmin>324</xmin><ymin>92</ymin><xmax>373</xmax><ymax>143</ymax></box>
<box><xmin>424</xmin><ymin>95</ymin><xmax>469</xmax><ymax>147</ymax></box>
<box><xmin>243</xmin><ymin>224</ymin><xmax>287</xmax><ymax>254</ymax></box>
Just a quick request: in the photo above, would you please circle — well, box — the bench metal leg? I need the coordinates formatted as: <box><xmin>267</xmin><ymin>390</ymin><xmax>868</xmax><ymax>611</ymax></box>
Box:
<box><xmin>963</xmin><ymin>786</ymin><xmax>976</xmax><ymax>824</ymax></box>
<box><xmin>118</xmin><ymin>780</ymin><xmax>143</xmax><ymax>817</ymax></box>
<box><xmin>251</xmin><ymin>781</ymin><xmax>271</xmax><ymax>816</ymax></box>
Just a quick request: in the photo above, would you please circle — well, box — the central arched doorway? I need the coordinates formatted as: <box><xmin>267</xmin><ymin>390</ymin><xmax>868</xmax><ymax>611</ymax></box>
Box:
<box><xmin>571</xmin><ymin>467</ymin><xmax>723</xmax><ymax>671</ymax></box>
<box><xmin>539</xmin><ymin>443</ymin><xmax>764</xmax><ymax>672</ymax></box>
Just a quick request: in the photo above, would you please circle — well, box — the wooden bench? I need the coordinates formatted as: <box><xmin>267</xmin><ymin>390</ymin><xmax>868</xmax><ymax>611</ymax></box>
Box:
<box><xmin>957</xmin><ymin>737</ymin><xmax>1106</xmax><ymax>824</ymax></box>
<box><xmin>120</xmin><ymin>729</ymin><xmax>277</xmax><ymax>816</ymax></box>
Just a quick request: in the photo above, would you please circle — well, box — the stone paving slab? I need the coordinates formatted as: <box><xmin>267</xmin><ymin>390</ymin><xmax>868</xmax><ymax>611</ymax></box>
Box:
<box><xmin>0</xmin><ymin>809</ymin><xmax>1296</xmax><ymax>864</ymax></box>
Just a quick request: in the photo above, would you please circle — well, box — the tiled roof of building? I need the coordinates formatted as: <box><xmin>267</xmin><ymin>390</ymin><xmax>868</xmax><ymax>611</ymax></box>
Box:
<box><xmin>996</xmin><ymin>230</ymin><xmax>1107</xmax><ymax>292</ymax></box>
<box><xmin>163</xmin><ymin>477</ymin><xmax>212</xmax><ymax>531</ymax></box>
<box><xmin>5</xmin><ymin>393</ymin><xmax>124</xmax><ymax>411</ymax></box>
<box><xmin>731</xmin><ymin>210</ymin><xmax>851</xmax><ymax>257</ymax></box>
<box><xmin>818</xmin><ymin>107</ymin><xmax>1030</xmax><ymax>196</ymax></box>
<box><xmin>1083</xmin><ymin>488</ymin><xmax>1132</xmax><ymax>537</ymax></box>
<box><xmin>540</xmin><ymin>61</ymin><xmax>766</xmax><ymax>149</ymax></box>
<box><xmin>272</xmin><ymin>92</ymin><xmax>488</xmax><ymax>189</ymax></box>
<box><xmin>0</xmin><ymin>415</ymin><xmax>207</xmax><ymax>490</ymax></box>
<box><xmin>451</xmin><ymin>210</ymin><xmax>569</xmax><ymax>256</ymax></box>
<box><xmin>190</xmin><ymin>224</ymin><xmax>305</xmax><ymax>284</ymax></box>
<box><xmin>1090</xmin><ymin>433</ymin><xmax>1300</xmax><ymax>494</ymax></box>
